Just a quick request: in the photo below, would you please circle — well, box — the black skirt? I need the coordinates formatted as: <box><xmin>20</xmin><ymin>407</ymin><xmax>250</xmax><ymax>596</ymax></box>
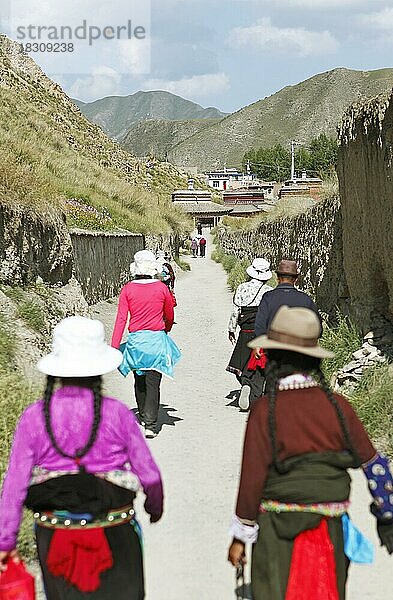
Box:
<box><xmin>36</xmin><ymin>520</ymin><xmax>144</xmax><ymax>600</ymax></box>
<box><xmin>227</xmin><ymin>330</ymin><xmax>255</xmax><ymax>377</ymax></box>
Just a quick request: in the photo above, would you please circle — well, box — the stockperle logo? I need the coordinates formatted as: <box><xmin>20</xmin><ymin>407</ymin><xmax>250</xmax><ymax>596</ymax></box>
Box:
<box><xmin>2</xmin><ymin>0</ymin><xmax>151</xmax><ymax>76</ymax></box>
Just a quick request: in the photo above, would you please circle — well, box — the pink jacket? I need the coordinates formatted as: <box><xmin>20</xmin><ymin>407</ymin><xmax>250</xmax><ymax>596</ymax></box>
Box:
<box><xmin>0</xmin><ymin>386</ymin><xmax>164</xmax><ymax>551</ymax></box>
<box><xmin>111</xmin><ymin>280</ymin><xmax>174</xmax><ymax>349</ymax></box>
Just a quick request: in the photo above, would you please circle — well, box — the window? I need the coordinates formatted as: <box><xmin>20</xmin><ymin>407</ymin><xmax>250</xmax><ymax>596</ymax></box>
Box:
<box><xmin>213</xmin><ymin>180</ymin><xmax>220</xmax><ymax>188</ymax></box>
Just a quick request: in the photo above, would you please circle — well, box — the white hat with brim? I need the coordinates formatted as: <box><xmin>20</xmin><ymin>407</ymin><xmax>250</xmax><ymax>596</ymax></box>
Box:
<box><xmin>37</xmin><ymin>316</ymin><xmax>123</xmax><ymax>378</ymax></box>
<box><xmin>130</xmin><ymin>249</ymin><xmax>159</xmax><ymax>277</ymax></box>
<box><xmin>246</xmin><ymin>258</ymin><xmax>272</xmax><ymax>282</ymax></box>
<box><xmin>248</xmin><ymin>305</ymin><xmax>334</xmax><ymax>359</ymax></box>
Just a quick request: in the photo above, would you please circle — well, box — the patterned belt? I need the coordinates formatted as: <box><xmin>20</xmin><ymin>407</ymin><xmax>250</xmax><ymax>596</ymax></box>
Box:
<box><xmin>34</xmin><ymin>505</ymin><xmax>135</xmax><ymax>529</ymax></box>
<box><xmin>259</xmin><ymin>499</ymin><xmax>350</xmax><ymax>517</ymax></box>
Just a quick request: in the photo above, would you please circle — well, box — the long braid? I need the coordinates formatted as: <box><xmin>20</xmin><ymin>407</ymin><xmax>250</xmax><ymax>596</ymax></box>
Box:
<box><xmin>265</xmin><ymin>361</ymin><xmax>280</xmax><ymax>470</ymax></box>
<box><xmin>316</xmin><ymin>368</ymin><xmax>362</xmax><ymax>467</ymax></box>
<box><xmin>43</xmin><ymin>375</ymin><xmax>103</xmax><ymax>461</ymax></box>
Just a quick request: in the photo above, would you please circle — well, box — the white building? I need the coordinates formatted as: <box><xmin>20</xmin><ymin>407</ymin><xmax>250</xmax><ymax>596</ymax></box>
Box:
<box><xmin>204</xmin><ymin>168</ymin><xmax>254</xmax><ymax>191</ymax></box>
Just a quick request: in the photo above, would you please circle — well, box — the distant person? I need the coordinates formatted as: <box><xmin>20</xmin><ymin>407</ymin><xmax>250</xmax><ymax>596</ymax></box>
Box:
<box><xmin>227</xmin><ymin>258</ymin><xmax>273</xmax><ymax>410</ymax></box>
<box><xmin>191</xmin><ymin>238</ymin><xmax>198</xmax><ymax>258</ymax></box>
<box><xmin>254</xmin><ymin>259</ymin><xmax>322</xmax><ymax>338</ymax></box>
<box><xmin>156</xmin><ymin>250</ymin><xmax>177</xmax><ymax>307</ymax></box>
<box><xmin>199</xmin><ymin>236</ymin><xmax>207</xmax><ymax>258</ymax></box>
<box><xmin>112</xmin><ymin>250</ymin><xmax>181</xmax><ymax>438</ymax></box>
<box><xmin>0</xmin><ymin>316</ymin><xmax>164</xmax><ymax>599</ymax></box>
<box><xmin>197</xmin><ymin>223</ymin><xmax>203</xmax><ymax>235</ymax></box>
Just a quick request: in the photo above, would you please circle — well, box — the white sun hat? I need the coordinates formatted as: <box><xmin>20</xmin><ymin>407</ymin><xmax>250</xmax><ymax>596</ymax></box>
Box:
<box><xmin>37</xmin><ymin>316</ymin><xmax>123</xmax><ymax>377</ymax></box>
<box><xmin>130</xmin><ymin>249</ymin><xmax>159</xmax><ymax>277</ymax></box>
<box><xmin>246</xmin><ymin>258</ymin><xmax>272</xmax><ymax>282</ymax></box>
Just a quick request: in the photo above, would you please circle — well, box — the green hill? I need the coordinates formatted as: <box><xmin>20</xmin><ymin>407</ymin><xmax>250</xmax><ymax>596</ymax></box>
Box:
<box><xmin>0</xmin><ymin>35</ymin><xmax>191</xmax><ymax>235</ymax></box>
<box><xmin>120</xmin><ymin>117</ymin><xmax>221</xmax><ymax>159</ymax></box>
<box><xmin>167</xmin><ymin>67</ymin><xmax>393</xmax><ymax>170</ymax></box>
<box><xmin>74</xmin><ymin>91</ymin><xmax>226</xmax><ymax>140</ymax></box>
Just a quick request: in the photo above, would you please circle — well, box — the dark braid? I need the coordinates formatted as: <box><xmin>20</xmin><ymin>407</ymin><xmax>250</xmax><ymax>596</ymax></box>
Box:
<box><xmin>43</xmin><ymin>375</ymin><xmax>103</xmax><ymax>461</ymax></box>
<box><xmin>316</xmin><ymin>368</ymin><xmax>362</xmax><ymax>467</ymax></box>
<box><xmin>265</xmin><ymin>360</ymin><xmax>280</xmax><ymax>469</ymax></box>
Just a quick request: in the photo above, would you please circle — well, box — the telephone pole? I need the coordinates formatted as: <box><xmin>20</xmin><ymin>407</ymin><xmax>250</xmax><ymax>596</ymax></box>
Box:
<box><xmin>290</xmin><ymin>141</ymin><xmax>301</xmax><ymax>181</ymax></box>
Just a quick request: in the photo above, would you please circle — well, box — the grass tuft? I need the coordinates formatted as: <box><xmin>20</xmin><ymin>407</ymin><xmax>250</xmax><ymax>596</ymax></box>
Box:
<box><xmin>320</xmin><ymin>312</ymin><xmax>362</xmax><ymax>382</ymax></box>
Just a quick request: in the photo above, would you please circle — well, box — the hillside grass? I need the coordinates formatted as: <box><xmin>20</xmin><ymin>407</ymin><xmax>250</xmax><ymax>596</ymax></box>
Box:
<box><xmin>0</xmin><ymin>84</ymin><xmax>191</xmax><ymax>235</ymax></box>
<box><xmin>0</xmin><ymin>316</ymin><xmax>38</xmax><ymax>558</ymax></box>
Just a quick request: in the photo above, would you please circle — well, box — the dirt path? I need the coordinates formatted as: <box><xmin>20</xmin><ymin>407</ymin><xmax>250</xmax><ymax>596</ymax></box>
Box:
<box><xmin>92</xmin><ymin>235</ymin><xmax>390</xmax><ymax>599</ymax></box>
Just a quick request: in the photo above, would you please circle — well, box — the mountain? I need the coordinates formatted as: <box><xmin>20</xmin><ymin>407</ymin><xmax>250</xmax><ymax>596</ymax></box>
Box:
<box><xmin>120</xmin><ymin>117</ymin><xmax>221</xmax><ymax>158</ymax></box>
<box><xmin>0</xmin><ymin>34</ymin><xmax>191</xmax><ymax>235</ymax></box>
<box><xmin>166</xmin><ymin>67</ymin><xmax>393</xmax><ymax>170</ymax></box>
<box><xmin>74</xmin><ymin>91</ymin><xmax>227</xmax><ymax>140</ymax></box>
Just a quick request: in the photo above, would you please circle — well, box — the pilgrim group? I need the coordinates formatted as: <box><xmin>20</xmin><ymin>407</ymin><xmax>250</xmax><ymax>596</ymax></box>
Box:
<box><xmin>0</xmin><ymin>242</ymin><xmax>392</xmax><ymax>600</ymax></box>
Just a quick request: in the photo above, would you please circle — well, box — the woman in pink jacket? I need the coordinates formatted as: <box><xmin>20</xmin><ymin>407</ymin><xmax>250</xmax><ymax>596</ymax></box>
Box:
<box><xmin>112</xmin><ymin>250</ymin><xmax>181</xmax><ymax>439</ymax></box>
<box><xmin>0</xmin><ymin>316</ymin><xmax>164</xmax><ymax>599</ymax></box>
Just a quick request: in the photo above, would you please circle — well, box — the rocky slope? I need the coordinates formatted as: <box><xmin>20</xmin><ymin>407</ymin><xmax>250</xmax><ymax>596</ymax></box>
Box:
<box><xmin>167</xmin><ymin>67</ymin><xmax>393</xmax><ymax>170</ymax></box>
<box><xmin>74</xmin><ymin>90</ymin><xmax>226</xmax><ymax>140</ymax></box>
<box><xmin>120</xmin><ymin>117</ymin><xmax>221</xmax><ymax>158</ymax></box>
<box><xmin>0</xmin><ymin>34</ymin><xmax>191</xmax><ymax>235</ymax></box>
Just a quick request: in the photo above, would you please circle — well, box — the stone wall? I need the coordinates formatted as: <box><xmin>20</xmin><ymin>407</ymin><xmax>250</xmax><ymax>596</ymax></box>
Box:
<box><xmin>217</xmin><ymin>197</ymin><xmax>346</xmax><ymax>318</ymax></box>
<box><xmin>337</xmin><ymin>91</ymin><xmax>393</xmax><ymax>334</ymax></box>
<box><xmin>0</xmin><ymin>204</ymin><xmax>73</xmax><ymax>285</ymax></box>
<box><xmin>70</xmin><ymin>230</ymin><xmax>144</xmax><ymax>304</ymax></box>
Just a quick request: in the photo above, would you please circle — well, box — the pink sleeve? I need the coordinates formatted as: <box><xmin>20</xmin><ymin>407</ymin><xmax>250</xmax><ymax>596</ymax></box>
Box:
<box><xmin>0</xmin><ymin>406</ymin><xmax>38</xmax><ymax>551</ymax></box>
<box><xmin>120</xmin><ymin>406</ymin><xmax>164</xmax><ymax>518</ymax></box>
<box><xmin>163</xmin><ymin>287</ymin><xmax>174</xmax><ymax>332</ymax></box>
<box><xmin>111</xmin><ymin>286</ymin><xmax>129</xmax><ymax>348</ymax></box>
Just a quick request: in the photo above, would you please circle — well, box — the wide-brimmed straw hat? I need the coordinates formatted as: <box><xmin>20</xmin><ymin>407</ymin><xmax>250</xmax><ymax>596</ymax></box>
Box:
<box><xmin>130</xmin><ymin>250</ymin><xmax>159</xmax><ymax>277</ymax></box>
<box><xmin>248</xmin><ymin>306</ymin><xmax>333</xmax><ymax>359</ymax></box>
<box><xmin>276</xmin><ymin>259</ymin><xmax>299</xmax><ymax>277</ymax></box>
<box><xmin>246</xmin><ymin>258</ymin><xmax>272</xmax><ymax>282</ymax></box>
<box><xmin>37</xmin><ymin>316</ymin><xmax>123</xmax><ymax>377</ymax></box>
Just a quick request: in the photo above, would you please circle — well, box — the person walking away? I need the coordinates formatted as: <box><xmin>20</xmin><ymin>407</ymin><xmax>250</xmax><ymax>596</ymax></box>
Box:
<box><xmin>191</xmin><ymin>238</ymin><xmax>198</xmax><ymax>258</ymax></box>
<box><xmin>0</xmin><ymin>316</ymin><xmax>164</xmax><ymax>599</ymax></box>
<box><xmin>254</xmin><ymin>259</ymin><xmax>322</xmax><ymax>338</ymax></box>
<box><xmin>197</xmin><ymin>222</ymin><xmax>202</xmax><ymax>235</ymax></box>
<box><xmin>228</xmin><ymin>306</ymin><xmax>393</xmax><ymax>599</ymax></box>
<box><xmin>199</xmin><ymin>236</ymin><xmax>207</xmax><ymax>258</ymax></box>
<box><xmin>156</xmin><ymin>250</ymin><xmax>177</xmax><ymax>306</ymax></box>
<box><xmin>227</xmin><ymin>258</ymin><xmax>273</xmax><ymax>410</ymax></box>
<box><xmin>112</xmin><ymin>250</ymin><xmax>181</xmax><ymax>438</ymax></box>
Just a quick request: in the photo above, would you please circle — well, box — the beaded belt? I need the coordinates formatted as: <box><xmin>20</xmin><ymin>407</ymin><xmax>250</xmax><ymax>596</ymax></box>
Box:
<box><xmin>34</xmin><ymin>505</ymin><xmax>135</xmax><ymax>529</ymax></box>
<box><xmin>259</xmin><ymin>499</ymin><xmax>350</xmax><ymax>517</ymax></box>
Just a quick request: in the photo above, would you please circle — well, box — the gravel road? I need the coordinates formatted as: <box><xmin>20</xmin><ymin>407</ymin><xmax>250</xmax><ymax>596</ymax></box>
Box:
<box><xmin>85</xmin><ymin>236</ymin><xmax>390</xmax><ymax>598</ymax></box>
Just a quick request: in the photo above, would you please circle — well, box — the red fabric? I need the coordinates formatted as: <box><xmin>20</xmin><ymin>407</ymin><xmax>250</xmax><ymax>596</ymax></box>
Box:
<box><xmin>285</xmin><ymin>519</ymin><xmax>339</xmax><ymax>600</ymax></box>
<box><xmin>46</xmin><ymin>528</ymin><xmax>113</xmax><ymax>593</ymax></box>
<box><xmin>247</xmin><ymin>349</ymin><xmax>267</xmax><ymax>371</ymax></box>
<box><xmin>0</xmin><ymin>559</ymin><xmax>35</xmax><ymax>600</ymax></box>
<box><xmin>111</xmin><ymin>280</ymin><xmax>174</xmax><ymax>348</ymax></box>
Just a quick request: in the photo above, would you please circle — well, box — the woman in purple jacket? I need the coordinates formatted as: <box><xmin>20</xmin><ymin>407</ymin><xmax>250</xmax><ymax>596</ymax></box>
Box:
<box><xmin>0</xmin><ymin>316</ymin><xmax>163</xmax><ymax>599</ymax></box>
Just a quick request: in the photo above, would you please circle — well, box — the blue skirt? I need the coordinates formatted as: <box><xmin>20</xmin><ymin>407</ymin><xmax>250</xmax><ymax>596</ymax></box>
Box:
<box><xmin>119</xmin><ymin>330</ymin><xmax>181</xmax><ymax>379</ymax></box>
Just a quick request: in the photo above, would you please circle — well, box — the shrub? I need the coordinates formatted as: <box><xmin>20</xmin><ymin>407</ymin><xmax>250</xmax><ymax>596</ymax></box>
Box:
<box><xmin>16</xmin><ymin>300</ymin><xmax>46</xmax><ymax>332</ymax></box>
<box><xmin>320</xmin><ymin>312</ymin><xmax>362</xmax><ymax>382</ymax></box>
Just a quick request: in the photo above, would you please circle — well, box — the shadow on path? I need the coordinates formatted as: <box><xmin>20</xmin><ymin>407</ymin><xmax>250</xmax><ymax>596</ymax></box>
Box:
<box><xmin>132</xmin><ymin>405</ymin><xmax>183</xmax><ymax>433</ymax></box>
<box><xmin>226</xmin><ymin>389</ymin><xmax>241</xmax><ymax>408</ymax></box>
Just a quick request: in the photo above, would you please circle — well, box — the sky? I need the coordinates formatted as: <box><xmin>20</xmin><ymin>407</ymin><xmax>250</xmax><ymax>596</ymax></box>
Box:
<box><xmin>2</xmin><ymin>0</ymin><xmax>393</xmax><ymax>112</ymax></box>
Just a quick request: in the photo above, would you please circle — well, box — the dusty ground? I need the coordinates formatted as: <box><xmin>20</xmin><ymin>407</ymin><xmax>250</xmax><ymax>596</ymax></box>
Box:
<box><xmin>35</xmin><ymin>234</ymin><xmax>391</xmax><ymax>598</ymax></box>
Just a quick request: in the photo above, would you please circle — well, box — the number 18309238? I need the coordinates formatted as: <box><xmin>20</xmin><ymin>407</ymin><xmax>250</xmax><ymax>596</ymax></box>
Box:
<box><xmin>21</xmin><ymin>42</ymin><xmax>74</xmax><ymax>53</ymax></box>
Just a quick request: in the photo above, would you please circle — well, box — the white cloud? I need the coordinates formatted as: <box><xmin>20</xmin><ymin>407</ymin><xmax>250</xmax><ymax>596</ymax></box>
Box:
<box><xmin>141</xmin><ymin>72</ymin><xmax>230</xmax><ymax>101</ymax></box>
<box><xmin>229</xmin><ymin>18</ymin><xmax>338</xmax><ymax>57</ymax></box>
<box><xmin>359</xmin><ymin>7</ymin><xmax>393</xmax><ymax>31</ymax></box>
<box><xmin>69</xmin><ymin>66</ymin><xmax>121</xmax><ymax>100</ymax></box>
<box><xmin>118</xmin><ymin>39</ymin><xmax>150</xmax><ymax>75</ymax></box>
<box><xmin>283</xmin><ymin>0</ymin><xmax>365</xmax><ymax>7</ymax></box>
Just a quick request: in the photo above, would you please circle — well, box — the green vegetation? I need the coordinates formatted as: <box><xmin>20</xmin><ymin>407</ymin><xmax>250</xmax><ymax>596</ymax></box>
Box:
<box><xmin>0</xmin><ymin>318</ymin><xmax>37</xmax><ymax>558</ymax></box>
<box><xmin>211</xmin><ymin>246</ymin><xmax>277</xmax><ymax>292</ymax></box>
<box><xmin>0</xmin><ymin>36</ymin><xmax>192</xmax><ymax>235</ymax></box>
<box><xmin>243</xmin><ymin>134</ymin><xmax>338</xmax><ymax>181</ymax></box>
<box><xmin>174</xmin><ymin>256</ymin><xmax>191</xmax><ymax>271</ymax></box>
<box><xmin>320</xmin><ymin>312</ymin><xmax>362</xmax><ymax>382</ymax></box>
<box><xmin>2</xmin><ymin>286</ymin><xmax>47</xmax><ymax>332</ymax></box>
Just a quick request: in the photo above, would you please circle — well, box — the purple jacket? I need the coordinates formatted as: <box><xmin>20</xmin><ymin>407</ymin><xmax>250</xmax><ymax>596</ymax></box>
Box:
<box><xmin>0</xmin><ymin>386</ymin><xmax>164</xmax><ymax>551</ymax></box>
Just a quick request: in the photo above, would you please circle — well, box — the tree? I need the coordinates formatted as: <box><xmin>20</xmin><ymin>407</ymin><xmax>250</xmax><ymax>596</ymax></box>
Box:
<box><xmin>243</xmin><ymin>144</ymin><xmax>291</xmax><ymax>181</ymax></box>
